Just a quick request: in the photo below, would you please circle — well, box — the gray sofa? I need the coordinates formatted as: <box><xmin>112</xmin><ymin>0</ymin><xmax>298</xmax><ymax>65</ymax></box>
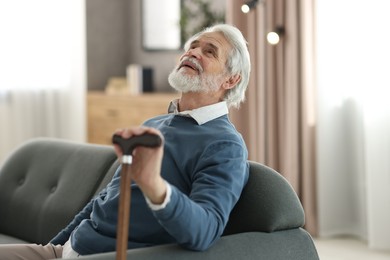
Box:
<box><xmin>0</xmin><ymin>138</ymin><xmax>319</xmax><ymax>259</ymax></box>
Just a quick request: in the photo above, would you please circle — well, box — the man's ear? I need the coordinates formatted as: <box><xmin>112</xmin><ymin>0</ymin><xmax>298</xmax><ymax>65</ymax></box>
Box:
<box><xmin>222</xmin><ymin>74</ymin><xmax>241</xmax><ymax>90</ymax></box>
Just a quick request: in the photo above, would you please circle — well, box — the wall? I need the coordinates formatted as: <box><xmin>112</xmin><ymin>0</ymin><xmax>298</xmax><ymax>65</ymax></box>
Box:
<box><xmin>86</xmin><ymin>0</ymin><xmax>181</xmax><ymax>92</ymax></box>
<box><xmin>86</xmin><ymin>0</ymin><xmax>129</xmax><ymax>91</ymax></box>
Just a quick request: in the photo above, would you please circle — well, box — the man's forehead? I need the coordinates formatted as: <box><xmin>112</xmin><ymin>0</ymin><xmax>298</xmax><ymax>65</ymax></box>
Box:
<box><xmin>191</xmin><ymin>31</ymin><xmax>231</xmax><ymax>49</ymax></box>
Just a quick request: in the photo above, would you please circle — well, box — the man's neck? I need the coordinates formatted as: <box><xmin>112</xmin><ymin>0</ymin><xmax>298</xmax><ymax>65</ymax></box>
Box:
<box><xmin>178</xmin><ymin>92</ymin><xmax>223</xmax><ymax>112</ymax></box>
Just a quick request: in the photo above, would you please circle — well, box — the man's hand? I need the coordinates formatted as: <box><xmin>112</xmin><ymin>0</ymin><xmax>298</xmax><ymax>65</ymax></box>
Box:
<box><xmin>113</xmin><ymin>127</ymin><xmax>167</xmax><ymax>205</ymax></box>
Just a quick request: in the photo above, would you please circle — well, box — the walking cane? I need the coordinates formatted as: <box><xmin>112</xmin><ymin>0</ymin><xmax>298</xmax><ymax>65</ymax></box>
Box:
<box><xmin>112</xmin><ymin>133</ymin><xmax>162</xmax><ymax>260</ymax></box>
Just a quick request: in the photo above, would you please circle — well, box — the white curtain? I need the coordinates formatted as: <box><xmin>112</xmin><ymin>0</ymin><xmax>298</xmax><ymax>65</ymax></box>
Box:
<box><xmin>0</xmin><ymin>0</ymin><xmax>86</xmax><ymax>163</ymax></box>
<box><xmin>316</xmin><ymin>0</ymin><xmax>390</xmax><ymax>250</ymax></box>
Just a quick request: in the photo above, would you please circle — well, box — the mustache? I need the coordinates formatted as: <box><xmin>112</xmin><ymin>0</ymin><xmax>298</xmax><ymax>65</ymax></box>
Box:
<box><xmin>178</xmin><ymin>57</ymin><xmax>203</xmax><ymax>73</ymax></box>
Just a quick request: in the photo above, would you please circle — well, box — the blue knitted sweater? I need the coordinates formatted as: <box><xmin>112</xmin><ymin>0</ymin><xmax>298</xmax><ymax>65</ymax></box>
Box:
<box><xmin>51</xmin><ymin>114</ymin><xmax>249</xmax><ymax>255</ymax></box>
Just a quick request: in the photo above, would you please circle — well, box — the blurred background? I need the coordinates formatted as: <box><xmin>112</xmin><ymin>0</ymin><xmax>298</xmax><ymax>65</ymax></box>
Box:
<box><xmin>0</xmin><ymin>0</ymin><xmax>389</xmax><ymax>258</ymax></box>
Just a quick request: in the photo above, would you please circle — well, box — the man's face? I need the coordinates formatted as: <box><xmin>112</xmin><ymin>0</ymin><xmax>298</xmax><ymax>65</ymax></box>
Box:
<box><xmin>168</xmin><ymin>31</ymin><xmax>231</xmax><ymax>93</ymax></box>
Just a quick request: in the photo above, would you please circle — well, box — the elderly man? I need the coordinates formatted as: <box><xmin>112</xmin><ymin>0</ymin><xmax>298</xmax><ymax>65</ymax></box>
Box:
<box><xmin>0</xmin><ymin>23</ymin><xmax>251</xmax><ymax>259</ymax></box>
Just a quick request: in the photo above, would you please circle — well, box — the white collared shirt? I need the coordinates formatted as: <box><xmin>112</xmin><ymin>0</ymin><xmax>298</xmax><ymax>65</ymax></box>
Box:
<box><xmin>167</xmin><ymin>99</ymin><xmax>229</xmax><ymax>125</ymax></box>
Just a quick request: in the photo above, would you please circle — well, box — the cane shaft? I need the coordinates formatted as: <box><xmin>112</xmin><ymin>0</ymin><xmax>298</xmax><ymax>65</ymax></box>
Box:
<box><xmin>116</xmin><ymin>164</ymin><xmax>131</xmax><ymax>260</ymax></box>
<box><xmin>113</xmin><ymin>133</ymin><xmax>162</xmax><ymax>260</ymax></box>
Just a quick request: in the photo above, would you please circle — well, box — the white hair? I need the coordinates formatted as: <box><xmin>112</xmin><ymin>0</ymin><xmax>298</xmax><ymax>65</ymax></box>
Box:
<box><xmin>184</xmin><ymin>24</ymin><xmax>251</xmax><ymax>108</ymax></box>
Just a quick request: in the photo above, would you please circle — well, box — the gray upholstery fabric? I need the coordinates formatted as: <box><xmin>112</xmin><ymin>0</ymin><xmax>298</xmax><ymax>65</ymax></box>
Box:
<box><xmin>64</xmin><ymin>229</ymin><xmax>318</xmax><ymax>260</ymax></box>
<box><xmin>224</xmin><ymin>161</ymin><xmax>305</xmax><ymax>235</ymax></box>
<box><xmin>94</xmin><ymin>159</ymin><xmax>120</xmax><ymax>195</ymax></box>
<box><xmin>0</xmin><ymin>138</ymin><xmax>117</xmax><ymax>244</ymax></box>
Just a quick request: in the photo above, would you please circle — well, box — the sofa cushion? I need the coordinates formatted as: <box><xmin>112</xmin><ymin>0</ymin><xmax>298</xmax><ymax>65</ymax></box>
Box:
<box><xmin>0</xmin><ymin>138</ymin><xmax>117</xmax><ymax>244</ymax></box>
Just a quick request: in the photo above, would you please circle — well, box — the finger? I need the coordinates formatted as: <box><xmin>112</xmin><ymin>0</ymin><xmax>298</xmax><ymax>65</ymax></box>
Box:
<box><xmin>119</xmin><ymin>127</ymin><xmax>149</xmax><ymax>139</ymax></box>
<box><xmin>113</xmin><ymin>143</ymin><xmax>123</xmax><ymax>157</ymax></box>
<box><xmin>114</xmin><ymin>128</ymin><xmax>125</xmax><ymax>136</ymax></box>
<box><xmin>142</xmin><ymin>127</ymin><xmax>165</xmax><ymax>144</ymax></box>
<box><xmin>129</xmin><ymin>126</ymin><xmax>151</xmax><ymax>136</ymax></box>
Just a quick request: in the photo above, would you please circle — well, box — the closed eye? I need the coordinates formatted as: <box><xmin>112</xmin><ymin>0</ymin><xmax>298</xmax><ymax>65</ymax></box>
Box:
<box><xmin>187</xmin><ymin>40</ymin><xmax>219</xmax><ymax>58</ymax></box>
<box><xmin>204</xmin><ymin>47</ymin><xmax>218</xmax><ymax>58</ymax></box>
<box><xmin>209</xmin><ymin>50</ymin><xmax>216</xmax><ymax>56</ymax></box>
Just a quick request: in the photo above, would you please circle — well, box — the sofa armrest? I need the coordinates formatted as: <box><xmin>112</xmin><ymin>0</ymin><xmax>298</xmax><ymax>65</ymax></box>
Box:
<box><xmin>224</xmin><ymin>161</ymin><xmax>305</xmax><ymax>235</ymax></box>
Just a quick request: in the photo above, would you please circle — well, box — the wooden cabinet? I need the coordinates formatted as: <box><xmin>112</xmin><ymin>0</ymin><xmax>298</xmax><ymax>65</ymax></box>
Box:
<box><xmin>87</xmin><ymin>91</ymin><xmax>178</xmax><ymax>145</ymax></box>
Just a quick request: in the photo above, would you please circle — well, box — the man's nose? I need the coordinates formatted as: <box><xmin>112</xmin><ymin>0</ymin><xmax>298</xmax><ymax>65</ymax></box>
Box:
<box><xmin>184</xmin><ymin>47</ymin><xmax>201</xmax><ymax>60</ymax></box>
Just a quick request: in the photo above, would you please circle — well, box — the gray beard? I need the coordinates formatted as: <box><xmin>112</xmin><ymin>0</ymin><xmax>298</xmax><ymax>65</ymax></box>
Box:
<box><xmin>168</xmin><ymin>68</ymin><xmax>222</xmax><ymax>94</ymax></box>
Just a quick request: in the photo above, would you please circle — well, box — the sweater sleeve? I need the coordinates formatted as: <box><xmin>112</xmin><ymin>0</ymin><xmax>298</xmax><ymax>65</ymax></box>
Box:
<box><xmin>151</xmin><ymin>140</ymin><xmax>249</xmax><ymax>251</ymax></box>
<box><xmin>49</xmin><ymin>188</ymin><xmax>108</xmax><ymax>245</ymax></box>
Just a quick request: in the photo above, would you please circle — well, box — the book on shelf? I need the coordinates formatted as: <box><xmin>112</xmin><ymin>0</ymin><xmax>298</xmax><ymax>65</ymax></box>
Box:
<box><xmin>126</xmin><ymin>64</ymin><xmax>154</xmax><ymax>94</ymax></box>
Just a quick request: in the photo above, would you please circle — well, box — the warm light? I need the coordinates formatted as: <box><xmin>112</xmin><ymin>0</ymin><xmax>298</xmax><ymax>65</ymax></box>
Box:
<box><xmin>267</xmin><ymin>31</ymin><xmax>280</xmax><ymax>45</ymax></box>
<box><xmin>241</xmin><ymin>0</ymin><xmax>260</xmax><ymax>13</ymax></box>
<box><xmin>241</xmin><ymin>4</ymin><xmax>250</xmax><ymax>13</ymax></box>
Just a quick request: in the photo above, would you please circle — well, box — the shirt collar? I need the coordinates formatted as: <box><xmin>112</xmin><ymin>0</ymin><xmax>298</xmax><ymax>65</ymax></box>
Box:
<box><xmin>168</xmin><ymin>99</ymin><xmax>229</xmax><ymax>125</ymax></box>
